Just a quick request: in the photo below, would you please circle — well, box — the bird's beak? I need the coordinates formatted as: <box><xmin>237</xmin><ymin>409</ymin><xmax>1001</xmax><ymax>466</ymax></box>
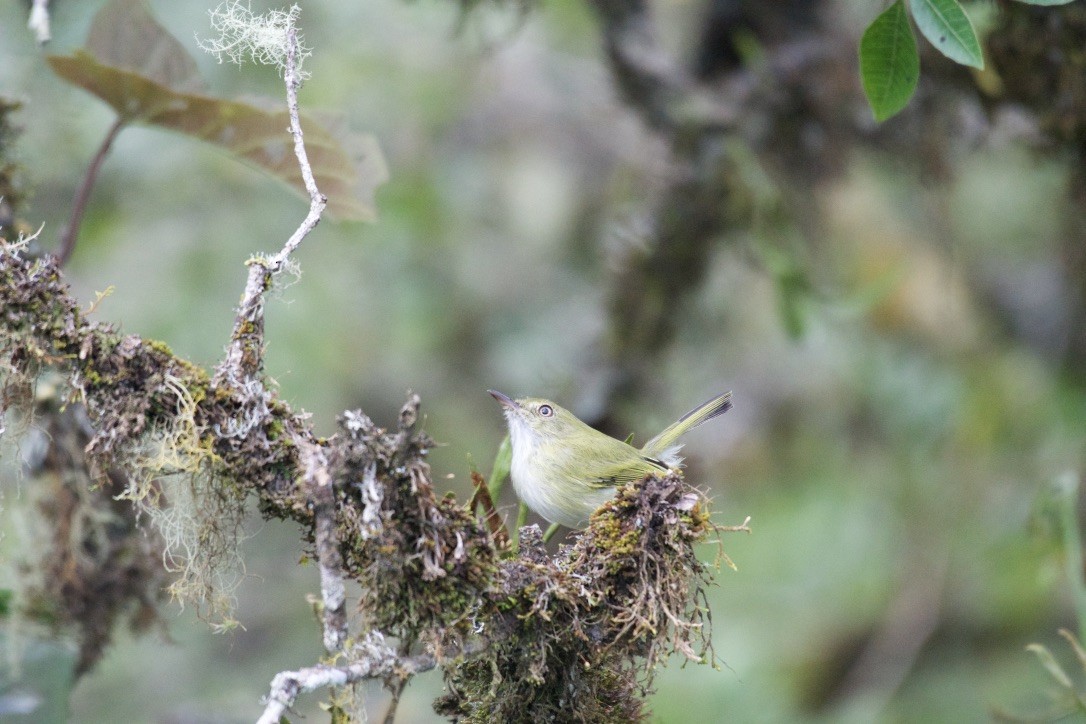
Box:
<box><xmin>488</xmin><ymin>389</ymin><xmax>517</xmax><ymax>409</ymax></box>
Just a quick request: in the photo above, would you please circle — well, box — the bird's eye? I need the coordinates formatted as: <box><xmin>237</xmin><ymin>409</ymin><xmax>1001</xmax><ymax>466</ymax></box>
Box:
<box><xmin>538</xmin><ymin>404</ymin><xmax>554</xmax><ymax>418</ymax></box>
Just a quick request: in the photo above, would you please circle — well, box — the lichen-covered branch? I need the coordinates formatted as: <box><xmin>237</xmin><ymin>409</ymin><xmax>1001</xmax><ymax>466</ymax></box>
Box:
<box><xmin>256</xmin><ymin>633</ymin><xmax>493</xmax><ymax>724</ymax></box>
<box><xmin>436</xmin><ymin>473</ymin><xmax>729</xmax><ymax>723</ymax></box>
<box><xmin>0</xmin><ymin>235</ymin><xmax>738</xmax><ymax>718</ymax></box>
<box><xmin>220</xmin><ymin>25</ymin><xmax>325</xmax><ymax>377</ymax></box>
<box><xmin>16</xmin><ymin>385</ymin><xmax>167</xmax><ymax>677</ymax></box>
<box><xmin>302</xmin><ymin>439</ymin><xmax>348</xmax><ymax>654</ymax></box>
<box><xmin>257</xmin><ymin>632</ymin><xmax>402</xmax><ymax>724</ymax></box>
<box><xmin>0</xmin><ymin>8</ymin><xmax>743</xmax><ymax>718</ymax></box>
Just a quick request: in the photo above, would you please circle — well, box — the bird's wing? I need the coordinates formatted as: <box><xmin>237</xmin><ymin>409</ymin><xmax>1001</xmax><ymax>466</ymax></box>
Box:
<box><xmin>584</xmin><ymin>456</ymin><xmax>668</xmax><ymax>489</ymax></box>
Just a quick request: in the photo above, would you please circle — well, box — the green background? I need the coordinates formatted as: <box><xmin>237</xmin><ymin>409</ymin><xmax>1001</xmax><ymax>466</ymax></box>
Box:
<box><xmin>1</xmin><ymin>1</ymin><xmax>1083</xmax><ymax>721</ymax></box>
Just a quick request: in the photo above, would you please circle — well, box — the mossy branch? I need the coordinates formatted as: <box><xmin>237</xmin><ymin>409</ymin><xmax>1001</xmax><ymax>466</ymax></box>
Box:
<box><xmin>0</xmin><ymin>12</ymin><xmax>742</xmax><ymax>718</ymax></box>
<box><xmin>0</xmin><ymin>241</ymin><xmax>739</xmax><ymax>717</ymax></box>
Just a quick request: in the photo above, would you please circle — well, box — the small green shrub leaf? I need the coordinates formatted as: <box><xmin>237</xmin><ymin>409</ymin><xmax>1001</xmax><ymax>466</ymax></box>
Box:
<box><xmin>909</xmin><ymin>0</ymin><xmax>984</xmax><ymax>69</ymax></box>
<box><xmin>860</xmin><ymin>0</ymin><xmax>921</xmax><ymax>122</ymax></box>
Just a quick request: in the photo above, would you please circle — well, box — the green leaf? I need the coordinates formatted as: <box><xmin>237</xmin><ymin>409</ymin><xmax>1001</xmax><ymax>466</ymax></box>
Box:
<box><xmin>46</xmin><ymin>0</ymin><xmax>386</xmax><ymax>220</ymax></box>
<box><xmin>487</xmin><ymin>434</ymin><xmax>512</xmax><ymax>500</ymax></box>
<box><xmin>860</xmin><ymin>0</ymin><xmax>920</xmax><ymax>122</ymax></box>
<box><xmin>908</xmin><ymin>0</ymin><xmax>984</xmax><ymax>69</ymax></box>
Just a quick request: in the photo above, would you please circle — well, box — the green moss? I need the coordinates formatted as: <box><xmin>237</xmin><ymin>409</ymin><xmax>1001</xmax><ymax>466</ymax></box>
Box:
<box><xmin>266</xmin><ymin>418</ymin><xmax>285</xmax><ymax>439</ymax></box>
<box><xmin>437</xmin><ymin>473</ymin><xmax>727</xmax><ymax>721</ymax></box>
<box><xmin>1</xmin><ymin>249</ymin><xmax>732</xmax><ymax>717</ymax></box>
<box><xmin>144</xmin><ymin>338</ymin><xmax>174</xmax><ymax>357</ymax></box>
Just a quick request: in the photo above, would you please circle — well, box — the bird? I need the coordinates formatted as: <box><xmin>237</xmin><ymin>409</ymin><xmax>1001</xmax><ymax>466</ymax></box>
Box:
<box><xmin>489</xmin><ymin>390</ymin><xmax>732</xmax><ymax>530</ymax></box>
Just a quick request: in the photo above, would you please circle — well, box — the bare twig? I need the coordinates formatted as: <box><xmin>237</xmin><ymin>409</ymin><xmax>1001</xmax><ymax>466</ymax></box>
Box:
<box><xmin>256</xmin><ymin>633</ymin><xmax>400</xmax><ymax>724</ymax></box>
<box><xmin>56</xmin><ymin>116</ymin><xmax>125</xmax><ymax>267</ymax></box>
<box><xmin>28</xmin><ymin>0</ymin><xmax>51</xmax><ymax>45</ymax></box>
<box><xmin>255</xmin><ymin>634</ymin><xmax>491</xmax><ymax>724</ymax></box>
<box><xmin>382</xmin><ymin>675</ymin><xmax>409</xmax><ymax>724</ymax></box>
<box><xmin>222</xmin><ymin>25</ymin><xmax>326</xmax><ymax>375</ymax></box>
<box><xmin>720</xmin><ymin>515</ymin><xmax>752</xmax><ymax>533</ymax></box>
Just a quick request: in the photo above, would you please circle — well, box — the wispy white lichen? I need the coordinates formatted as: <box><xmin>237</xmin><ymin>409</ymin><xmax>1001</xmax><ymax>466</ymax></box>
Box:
<box><xmin>197</xmin><ymin>2</ymin><xmax>310</xmax><ymax>80</ymax></box>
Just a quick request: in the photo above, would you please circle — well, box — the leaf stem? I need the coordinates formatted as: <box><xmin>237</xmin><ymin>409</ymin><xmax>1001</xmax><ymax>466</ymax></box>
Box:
<box><xmin>1057</xmin><ymin>473</ymin><xmax>1086</xmax><ymax>638</ymax></box>
<box><xmin>512</xmin><ymin>501</ymin><xmax>529</xmax><ymax>553</ymax></box>
<box><xmin>56</xmin><ymin>115</ymin><xmax>125</xmax><ymax>267</ymax></box>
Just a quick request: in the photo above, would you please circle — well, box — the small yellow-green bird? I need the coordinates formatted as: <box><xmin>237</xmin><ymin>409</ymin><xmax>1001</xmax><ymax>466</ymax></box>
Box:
<box><xmin>489</xmin><ymin>390</ymin><xmax>733</xmax><ymax>529</ymax></box>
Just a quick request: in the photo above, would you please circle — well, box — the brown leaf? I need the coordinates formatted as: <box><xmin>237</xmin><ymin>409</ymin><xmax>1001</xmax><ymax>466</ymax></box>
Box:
<box><xmin>46</xmin><ymin>0</ymin><xmax>386</xmax><ymax>221</ymax></box>
<box><xmin>86</xmin><ymin>0</ymin><xmax>204</xmax><ymax>93</ymax></box>
<box><xmin>469</xmin><ymin>471</ymin><xmax>511</xmax><ymax>550</ymax></box>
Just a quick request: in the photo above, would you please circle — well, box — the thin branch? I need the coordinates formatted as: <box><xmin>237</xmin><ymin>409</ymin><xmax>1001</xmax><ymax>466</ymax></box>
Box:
<box><xmin>28</xmin><ymin>0</ymin><xmax>51</xmax><ymax>45</ymax></box>
<box><xmin>200</xmin><ymin>18</ymin><xmax>356</xmax><ymax>709</ymax></box>
<box><xmin>256</xmin><ymin>635</ymin><xmax>491</xmax><ymax>724</ymax></box>
<box><xmin>56</xmin><ymin>116</ymin><xmax>125</xmax><ymax>267</ymax></box>
<box><xmin>222</xmin><ymin>26</ymin><xmax>326</xmax><ymax>375</ymax></box>
<box><xmin>302</xmin><ymin>439</ymin><xmax>347</xmax><ymax>654</ymax></box>
<box><xmin>256</xmin><ymin>633</ymin><xmax>400</xmax><ymax>724</ymax></box>
<box><xmin>382</xmin><ymin>675</ymin><xmax>409</xmax><ymax>724</ymax></box>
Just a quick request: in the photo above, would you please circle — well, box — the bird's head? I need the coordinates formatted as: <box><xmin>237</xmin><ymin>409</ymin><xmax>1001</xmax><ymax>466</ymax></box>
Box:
<box><xmin>488</xmin><ymin>390</ymin><xmax>582</xmax><ymax>445</ymax></box>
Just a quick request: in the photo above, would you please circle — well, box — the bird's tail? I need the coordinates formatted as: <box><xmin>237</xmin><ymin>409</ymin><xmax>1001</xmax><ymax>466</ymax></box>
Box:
<box><xmin>641</xmin><ymin>391</ymin><xmax>732</xmax><ymax>465</ymax></box>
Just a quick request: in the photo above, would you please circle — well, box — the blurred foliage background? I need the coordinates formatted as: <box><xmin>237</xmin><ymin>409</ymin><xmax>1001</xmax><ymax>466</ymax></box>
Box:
<box><xmin>1</xmin><ymin>0</ymin><xmax>1085</xmax><ymax>721</ymax></box>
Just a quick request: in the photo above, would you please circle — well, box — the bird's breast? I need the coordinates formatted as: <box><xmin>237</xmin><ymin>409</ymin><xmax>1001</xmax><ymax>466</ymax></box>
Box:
<box><xmin>508</xmin><ymin>433</ymin><xmax>582</xmax><ymax>528</ymax></box>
